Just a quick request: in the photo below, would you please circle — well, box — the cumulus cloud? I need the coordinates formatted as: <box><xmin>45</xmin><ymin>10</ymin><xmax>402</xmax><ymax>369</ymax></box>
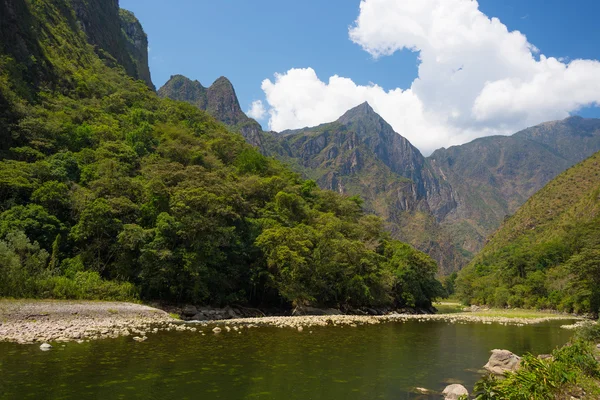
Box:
<box><xmin>246</xmin><ymin>100</ymin><xmax>267</xmax><ymax>120</ymax></box>
<box><xmin>255</xmin><ymin>0</ymin><xmax>600</xmax><ymax>154</ymax></box>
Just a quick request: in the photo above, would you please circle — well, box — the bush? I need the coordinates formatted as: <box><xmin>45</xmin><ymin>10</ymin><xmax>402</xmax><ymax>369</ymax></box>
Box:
<box><xmin>474</xmin><ymin>340</ymin><xmax>600</xmax><ymax>399</ymax></box>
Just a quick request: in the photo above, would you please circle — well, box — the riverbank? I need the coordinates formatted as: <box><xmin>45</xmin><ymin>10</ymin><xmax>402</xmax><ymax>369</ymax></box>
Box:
<box><xmin>0</xmin><ymin>300</ymin><xmax>172</xmax><ymax>344</ymax></box>
<box><xmin>0</xmin><ymin>300</ymin><xmax>583</xmax><ymax>345</ymax></box>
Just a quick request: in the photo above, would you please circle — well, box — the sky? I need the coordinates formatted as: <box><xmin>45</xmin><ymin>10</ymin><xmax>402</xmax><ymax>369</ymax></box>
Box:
<box><xmin>121</xmin><ymin>0</ymin><xmax>600</xmax><ymax>154</ymax></box>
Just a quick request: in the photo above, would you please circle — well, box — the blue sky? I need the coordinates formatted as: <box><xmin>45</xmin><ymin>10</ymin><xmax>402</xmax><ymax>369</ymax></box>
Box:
<box><xmin>121</xmin><ymin>0</ymin><xmax>600</xmax><ymax>152</ymax></box>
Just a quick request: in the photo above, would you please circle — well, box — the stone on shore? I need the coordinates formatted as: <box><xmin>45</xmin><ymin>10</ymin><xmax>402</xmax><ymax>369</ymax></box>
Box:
<box><xmin>182</xmin><ymin>305</ymin><xmax>198</xmax><ymax>317</ymax></box>
<box><xmin>442</xmin><ymin>384</ymin><xmax>469</xmax><ymax>400</ymax></box>
<box><xmin>292</xmin><ymin>306</ymin><xmax>342</xmax><ymax>316</ymax></box>
<box><xmin>484</xmin><ymin>349</ymin><xmax>521</xmax><ymax>375</ymax></box>
<box><xmin>40</xmin><ymin>343</ymin><xmax>52</xmax><ymax>351</ymax></box>
<box><xmin>212</xmin><ymin>327</ymin><xmax>222</xmax><ymax>334</ymax></box>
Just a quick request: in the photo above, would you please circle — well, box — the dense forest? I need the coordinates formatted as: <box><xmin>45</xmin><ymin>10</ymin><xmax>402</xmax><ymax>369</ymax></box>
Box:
<box><xmin>457</xmin><ymin>151</ymin><xmax>600</xmax><ymax>315</ymax></box>
<box><xmin>0</xmin><ymin>0</ymin><xmax>443</xmax><ymax>310</ymax></box>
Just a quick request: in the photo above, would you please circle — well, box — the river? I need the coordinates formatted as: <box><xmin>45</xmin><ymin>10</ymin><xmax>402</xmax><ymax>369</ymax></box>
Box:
<box><xmin>0</xmin><ymin>319</ymin><xmax>574</xmax><ymax>399</ymax></box>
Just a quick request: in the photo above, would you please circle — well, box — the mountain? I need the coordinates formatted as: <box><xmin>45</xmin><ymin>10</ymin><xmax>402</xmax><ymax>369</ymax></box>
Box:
<box><xmin>429</xmin><ymin>116</ymin><xmax>600</xmax><ymax>255</ymax></box>
<box><xmin>158</xmin><ymin>75</ymin><xmax>265</xmax><ymax>150</ymax></box>
<box><xmin>270</xmin><ymin>102</ymin><xmax>465</xmax><ymax>273</ymax></box>
<box><xmin>456</xmin><ymin>150</ymin><xmax>600</xmax><ymax>314</ymax></box>
<box><xmin>0</xmin><ymin>0</ymin><xmax>443</xmax><ymax>310</ymax></box>
<box><xmin>69</xmin><ymin>0</ymin><xmax>154</xmax><ymax>89</ymax></box>
<box><xmin>158</xmin><ymin>73</ymin><xmax>600</xmax><ymax>274</ymax></box>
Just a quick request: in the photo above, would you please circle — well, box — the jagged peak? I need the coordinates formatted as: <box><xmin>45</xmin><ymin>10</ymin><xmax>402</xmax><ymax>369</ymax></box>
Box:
<box><xmin>210</xmin><ymin>76</ymin><xmax>234</xmax><ymax>89</ymax></box>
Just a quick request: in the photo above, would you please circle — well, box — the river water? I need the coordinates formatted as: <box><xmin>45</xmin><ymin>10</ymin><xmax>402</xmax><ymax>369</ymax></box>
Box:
<box><xmin>0</xmin><ymin>319</ymin><xmax>574</xmax><ymax>399</ymax></box>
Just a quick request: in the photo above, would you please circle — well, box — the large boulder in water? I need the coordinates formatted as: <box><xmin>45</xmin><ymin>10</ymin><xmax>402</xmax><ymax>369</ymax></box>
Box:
<box><xmin>484</xmin><ymin>349</ymin><xmax>522</xmax><ymax>375</ymax></box>
<box><xmin>442</xmin><ymin>384</ymin><xmax>469</xmax><ymax>399</ymax></box>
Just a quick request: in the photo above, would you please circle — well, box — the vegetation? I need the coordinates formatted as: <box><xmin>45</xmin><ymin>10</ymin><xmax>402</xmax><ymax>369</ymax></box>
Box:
<box><xmin>474</xmin><ymin>340</ymin><xmax>600</xmax><ymax>399</ymax></box>
<box><xmin>456</xmin><ymin>151</ymin><xmax>600</xmax><ymax>315</ymax></box>
<box><xmin>0</xmin><ymin>0</ymin><xmax>444</xmax><ymax>309</ymax></box>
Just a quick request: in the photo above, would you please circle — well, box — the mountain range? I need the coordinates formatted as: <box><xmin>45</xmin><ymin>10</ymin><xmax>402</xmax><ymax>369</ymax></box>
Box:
<box><xmin>159</xmin><ymin>75</ymin><xmax>600</xmax><ymax>273</ymax></box>
<box><xmin>456</xmin><ymin>149</ymin><xmax>600</xmax><ymax>314</ymax></box>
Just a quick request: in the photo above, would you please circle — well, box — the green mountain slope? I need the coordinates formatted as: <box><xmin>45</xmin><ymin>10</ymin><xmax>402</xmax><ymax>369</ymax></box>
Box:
<box><xmin>429</xmin><ymin>117</ymin><xmax>600</xmax><ymax>257</ymax></box>
<box><xmin>159</xmin><ymin>74</ymin><xmax>600</xmax><ymax>276</ymax></box>
<box><xmin>456</xmin><ymin>151</ymin><xmax>600</xmax><ymax>314</ymax></box>
<box><xmin>0</xmin><ymin>0</ymin><xmax>443</xmax><ymax>310</ymax></box>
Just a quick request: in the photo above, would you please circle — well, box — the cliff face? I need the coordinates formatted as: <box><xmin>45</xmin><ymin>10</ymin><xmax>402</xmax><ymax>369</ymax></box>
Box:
<box><xmin>273</xmin><ymin>103</ymin><xmax>467</xmax><ymax>273</ymax></box>
<box><xmin>119</xmin><ymin>9</ymin><xmax>153</xmax><ymax>90</ymax></box>
<box><xmin>158</xmin><ymin>75</ymin><xmax>265</xmax><ymax>149</ymax></box>
<box><xmin>69</xmin><ymin>0</ymin><xmax>154</xmax><ymax>89</ymax></box>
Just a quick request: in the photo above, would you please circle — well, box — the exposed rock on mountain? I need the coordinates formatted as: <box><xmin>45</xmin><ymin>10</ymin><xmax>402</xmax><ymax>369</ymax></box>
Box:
<box><xmin>158</xmin><ymin>75</ymin><xmax>265</xmax><ymax>150</ymax></box>
<box><xmin>119</xmin><ymin>9</ymin><xmax>153</xmax><ymax>90</ymax></box>
<box><xmin>69</xmin><ymin>0</ymin><xmax>154</xmax><ymax>89</ymax></box>
<box><xmin>429</xmin><ymin>117</ymin><xmax>600</xmax><ymax>254</ymax></box>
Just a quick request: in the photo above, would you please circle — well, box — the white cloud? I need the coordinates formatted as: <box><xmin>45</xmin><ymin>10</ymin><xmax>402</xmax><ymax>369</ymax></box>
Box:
<box><xmin>246</xmin><ymin>100</ymin><xmax>267</xmax><ymax>120</ymax></box>
<box><xmin>256</xmin><ymin>0</ymin><xmax>600</xmax><ymax>154</ymax></box>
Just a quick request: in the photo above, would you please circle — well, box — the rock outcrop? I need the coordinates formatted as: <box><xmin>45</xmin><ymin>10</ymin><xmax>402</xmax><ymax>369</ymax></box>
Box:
<box><xmin>119</xmin><ymin>9</ymin><xmax>154</xmax><ymax>90</ymax></box>
<box><xmin>69</xmin><ymin>0</ymin><xmax>154</xmax><ymax>89</ymax></box>
<box><xmin>484</xmin><ymin>349</ymin><xmax>522</xmax><ymax>375</ymax></box>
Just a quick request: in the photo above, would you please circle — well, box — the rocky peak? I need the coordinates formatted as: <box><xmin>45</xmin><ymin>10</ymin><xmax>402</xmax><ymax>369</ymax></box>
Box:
<box><xmin>206</xmin><ymin>76</ymin><xmax>245</xmax><ymax>126</ymax></box>
<box><xmin>337</xmin><ymin>102</ymin><xmax>375</xmax><ymax>123</ymax></box>
<box><xmin>158</xmin><ymin>74</ymin><xmax>265</xmax><ymax>150</ymax></box>
<box><xmin>159</xmin><ymin>75</ymin><xmax>207</xmax><ymax>108</ymax></box>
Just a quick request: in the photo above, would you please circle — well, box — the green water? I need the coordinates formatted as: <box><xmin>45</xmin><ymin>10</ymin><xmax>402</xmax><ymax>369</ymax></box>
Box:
<box><xmin>0</xmin><ymin>320</ymin><xmax>574</xmax><ymax>399</ymax></box>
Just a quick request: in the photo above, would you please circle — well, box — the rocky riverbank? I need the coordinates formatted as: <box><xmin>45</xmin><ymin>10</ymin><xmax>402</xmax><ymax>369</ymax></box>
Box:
<box><xmin>0</xmin><ymin>300</ymin><xmax>173</xmax><ymax>344</ymax></box>
<box><xmin>0</xmin><ymin>300</ymin><xmax>582</xmax><ymax>345</ymax></box>
<box><xmin>203</xmin><ymin>312</ymin><xmax>580</xmax><ymax>331</ymax></box>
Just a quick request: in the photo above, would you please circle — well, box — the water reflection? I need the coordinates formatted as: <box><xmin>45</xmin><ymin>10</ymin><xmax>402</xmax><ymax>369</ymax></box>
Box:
<box><xmin>0</xmin><ymin>320</ymin><xmax>574</xmax><ymax>399</ymax></box>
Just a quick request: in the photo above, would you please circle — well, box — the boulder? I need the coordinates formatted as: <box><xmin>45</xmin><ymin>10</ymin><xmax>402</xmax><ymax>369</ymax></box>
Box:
<box><xmin>212</xmin><ymin>327</ymin><xmax>222</xmax><ymax>334</ymax></box>
<box><xmin>191</xmin><ymin>313</ymin><xmax>206</xmax><ymax>321</ymax></box>
<box><xmin>484</xmin><ymin>349</ymin><xmax>522</xmax><ymax>375</ymax></box>
<box><xmin>442</xmin><ymin>384</ymin><xmax>469</xmax><ymax>400</ymax></box>
<box><xmin>182</xmin><ymin>305</ymin><xmax>198</xmax><ymax>317</ymax></box>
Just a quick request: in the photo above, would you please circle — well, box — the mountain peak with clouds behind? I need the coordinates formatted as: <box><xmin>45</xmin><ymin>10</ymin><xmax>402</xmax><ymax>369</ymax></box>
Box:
<box><xmin>123</xmin><ymin>0</ymin><xmax>600</xmax><ymax>155</ymax></box>
<box><xmin>257</xmin><ymin>0</ymin><xmax>600</xmax><ymax>154</ymax></box>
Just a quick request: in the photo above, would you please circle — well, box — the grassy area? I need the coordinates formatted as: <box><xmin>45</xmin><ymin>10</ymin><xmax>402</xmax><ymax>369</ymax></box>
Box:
<box><xmin>468</xmin><ymin>309</ymin><xmax>568</xmax><ymax>319</ymax></box>
<box><xmin>434</xmin><ymin>301</ymin><xmax>575</xmax><ymax>319</ymax></box>
<box><xmin>434</xmin><ymin>301</ymin><xmax>465</xmax><ymax>314</ymax></box>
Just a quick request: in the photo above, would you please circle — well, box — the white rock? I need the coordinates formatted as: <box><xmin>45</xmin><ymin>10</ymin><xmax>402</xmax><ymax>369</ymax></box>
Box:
<box><xmin>40</xmin><ymin>343</ymin><xmax>52</xmax><ymax>351</ymax></box>
<box><xmin>212</xmin><ymin>327</ymin><xmax>222</xmax><ymax>334</ymax></box>
<box><xmin>442</xmin><ymin>384</ymin><xmax>469</xmax><ymax>400</ymax></box>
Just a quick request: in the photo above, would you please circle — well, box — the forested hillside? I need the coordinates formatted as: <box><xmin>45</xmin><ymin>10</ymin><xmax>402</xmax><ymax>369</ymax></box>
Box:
<box><xmin>160</xmin><ymin>74</ymin><xmax>600</xmax><ymax>275</ymax></box>
<box><xmin>0</xmin><ymin>0</ymin><xmax>443</xmax><ymax>310</ymax></box>
<box><xmin>456</xmin><ymin>151</ymin><xmax>600</xmax><ymax>314</ymax></box>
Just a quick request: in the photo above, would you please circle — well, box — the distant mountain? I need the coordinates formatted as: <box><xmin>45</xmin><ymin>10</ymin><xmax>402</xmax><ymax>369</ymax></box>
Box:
<box><xmin>271</xmin><ymin>103</ymin><xmax>465</xmax><ymax>273</ymax></box>
<box><xmin>456</xmin><ymin>150</ymin><xmax>600</xmax><ymax>314</ymax></box>
<box><xmin>429</xmin><ymin>116</ymin><xmax>600</xmax><ymax>255</ymax></box>
<box><xmin>158</xmin><ymin>75</ymin><xmax>265</xmax><ymax>150</ymax></box>
<box><xmin>157</xmin><ymin>75</ymin><xmax>600</xmax><ymax>274</ymax></box>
